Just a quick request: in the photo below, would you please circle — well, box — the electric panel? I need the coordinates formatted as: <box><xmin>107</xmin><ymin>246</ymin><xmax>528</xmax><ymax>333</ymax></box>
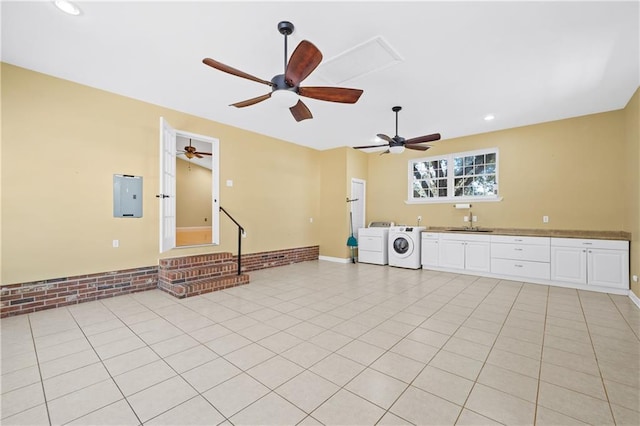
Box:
<box><xmin>113</xmin><ymin>174</ymin><xmax>142</xmax><ymax>218</ymax></box>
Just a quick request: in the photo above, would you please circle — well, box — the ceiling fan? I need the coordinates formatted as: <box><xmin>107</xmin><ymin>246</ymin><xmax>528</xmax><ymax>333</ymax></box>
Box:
<box><xmin>179</xmin><ymin>139</ymin><xmax>212</xmax><ymax>159</ymax></box>
<box><xmin>202</xmin><ymin>21</ymin><xmax>363</xmax><ymax>122</ymax></box>
<box><xmin>353</xmin><ymin>106</ymin><xmax>442</xmax><ymax>154</ymax></box>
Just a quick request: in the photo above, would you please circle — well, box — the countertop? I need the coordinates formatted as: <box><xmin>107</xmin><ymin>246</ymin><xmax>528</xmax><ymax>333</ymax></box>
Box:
<box><xmin>423</xmin><ymin>227</ymin><xmax>631</xmax><ymax>241</ymax></box>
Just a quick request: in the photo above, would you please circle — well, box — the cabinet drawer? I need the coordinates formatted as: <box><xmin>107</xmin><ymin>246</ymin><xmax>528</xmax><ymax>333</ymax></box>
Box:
<box><xmin>440</xmin><ymin>233</ymin><xmax>491</xmax><ymax>242</ymax></box>
<box><xmin>551</xmin><ymin>238</ymin><xmax>628</xmax><ymax>250</ymax></box>
<box><xmin>490</xmin><ymin>235</ymin><xmax>550</xmax><ymax>246</ymax></box>
<box><xmin>491</xmin><ymin>243</ymin><xmax>550</xmax><ymax>262</ymax></box>
<box><xmin>491</xmin><ymin>258</ymin><xmax>550</xmax><ymax>280</ymax></box>
<box><xmin>422</xmin><ymin>232</ymin><xmax>440</xmax><ymax>240</ymax></box>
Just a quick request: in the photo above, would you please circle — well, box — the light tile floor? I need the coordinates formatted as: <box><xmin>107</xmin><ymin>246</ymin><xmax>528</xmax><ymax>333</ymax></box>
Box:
<box><xmin>2</xmin><ymin>261</ymin><xmax>639</xmax><ymax>425</ymax></box>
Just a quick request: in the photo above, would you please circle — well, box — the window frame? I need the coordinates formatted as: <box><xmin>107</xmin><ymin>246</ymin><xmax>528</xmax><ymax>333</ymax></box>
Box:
<box><xmin>406</xmin><ymin>147</ymin><xmax>502</xmax><ymax>204</ymax></box>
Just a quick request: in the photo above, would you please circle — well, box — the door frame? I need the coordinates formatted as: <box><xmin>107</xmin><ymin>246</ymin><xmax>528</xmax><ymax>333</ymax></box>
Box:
<box><xmin>350</xmin><ymin>178</ymin><xmax>366</xmax><ymax>236</ymax></box>
<box><xmin>159</xmin><ymin>117</ymin><xmax>220</xmax><ymax>253</ymax></box>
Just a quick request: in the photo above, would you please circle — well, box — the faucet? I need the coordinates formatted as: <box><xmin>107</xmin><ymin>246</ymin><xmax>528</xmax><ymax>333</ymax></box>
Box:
<box><xmin>467</xmin><ymin>209</ymin><xmax>476</xmax><ymax>230</ymax></box>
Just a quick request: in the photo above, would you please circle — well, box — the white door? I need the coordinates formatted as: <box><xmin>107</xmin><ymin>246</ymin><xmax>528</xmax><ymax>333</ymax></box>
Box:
<box><xmin>551</xmin><ymin>246</ymin><xmax>587</xmax><ymax>284</ymax></box>
<box><xmin>350</xmin><ymin>179</ymin><xmax>365</xmax><ymax>238</ymax></box>
<box><xmin>588</xmin><ymin>249</ymin><xmax>628</xmax><ymax>289</ymax></box>
<box><xmin>159</xmin><ymin>117</ymin><xmax>177</xmax><ymax>253</ymax></box>
<box><xmin>439</xmin><ymin>240</ymin><xmax>465</xmax><ymax>269</ymax></box>
<box><xmin>421</xmin><ymin>237</ymin><xmax>439</xmax><ymax>268</ymax></box>
<box><xmin>465</xmin><ymin>241</ymin><xmax>491</xmax><ymax>272</ymax></box>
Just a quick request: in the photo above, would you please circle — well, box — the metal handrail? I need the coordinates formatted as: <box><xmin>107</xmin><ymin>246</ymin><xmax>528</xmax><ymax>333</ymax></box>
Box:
<box><xmin>220</xmin><ymin>206</ymin><xmax>245</xmax><ymax>276</ymax></box>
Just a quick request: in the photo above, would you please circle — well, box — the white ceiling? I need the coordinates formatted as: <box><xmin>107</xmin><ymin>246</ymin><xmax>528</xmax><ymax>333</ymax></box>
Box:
<box><xmin>2</xmin><ymin>1</ymin><xmax>638</xmax><ymax>151</ymax></box>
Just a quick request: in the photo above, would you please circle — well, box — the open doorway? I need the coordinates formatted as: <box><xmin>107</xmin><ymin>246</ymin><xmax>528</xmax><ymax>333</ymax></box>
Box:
<box><xmin>159</xmin><ymin>118</ymin><xmax>220</xmax><ymax>252</ymax></box>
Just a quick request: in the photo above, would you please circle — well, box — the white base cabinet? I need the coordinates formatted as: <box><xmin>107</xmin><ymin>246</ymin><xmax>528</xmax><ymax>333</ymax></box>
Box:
<box><xmin>420</xmin><ymin>232</ymin><xmax>630</xmax><ymax>295</ymax></box>
<box><xmin>420</xmin><ymin>233</ymin><xmax>440</xmax><ymax>268</ymax></box>
<box><xmin>491</xmin><ymin>235</ymin><xmax>551</xmax><ymax>280</ymax></box>
<box><xmin>437</xmin><ymin>233</ymin><xmax>491</xmax><ymax>273</ymax></box>
<box><xmin>551</xmin><ymin>238</ymin><xmax>629</xmax><ymax>290</ymax></box>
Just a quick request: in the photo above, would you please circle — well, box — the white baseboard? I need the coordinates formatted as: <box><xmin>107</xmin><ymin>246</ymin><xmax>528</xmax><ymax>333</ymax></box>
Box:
<box><xmin>319</xmin><ymin>256</ymin><xmax>351</xmax><ymax>264</ymax></box>
<box><xmin>629</xmin><ymin>290</ymin><xmax>640</xmax><ymax>309</ymax></box>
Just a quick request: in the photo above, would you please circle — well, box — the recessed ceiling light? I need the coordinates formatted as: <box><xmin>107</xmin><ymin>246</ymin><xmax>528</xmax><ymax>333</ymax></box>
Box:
<box><xmin>484</xmin><ymin>114</ymin><xmax>495</xmax><ymax>121</ymax></box>
<box><xmin>53</xmin><ymin>0</ymin><xmax>81</xmax><ymax>16</ymax></box>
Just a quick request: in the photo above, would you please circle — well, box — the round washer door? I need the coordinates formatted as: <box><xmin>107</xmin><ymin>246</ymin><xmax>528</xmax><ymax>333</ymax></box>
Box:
<box><xmin>392</xmin><ymin>234</ymin><xmax>414</xmax><ymax>258</ymax></box>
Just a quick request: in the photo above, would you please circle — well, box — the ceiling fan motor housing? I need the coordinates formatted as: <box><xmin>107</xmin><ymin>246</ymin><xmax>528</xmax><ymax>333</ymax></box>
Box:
<box><xmin>271</xmin><ymin>74</ymin><xmax>298</xmax><ymax>92</ymax></box>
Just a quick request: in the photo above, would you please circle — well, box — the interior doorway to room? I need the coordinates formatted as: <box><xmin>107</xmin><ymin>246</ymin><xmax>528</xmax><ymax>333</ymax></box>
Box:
<box><xmin>350</xmin><ymin>179</ymin><xmax>366</xmax><ymax>238</ymax></box>
<box><xmin>159</xmin><ymin>118</ymin><xmax>220</xmax><ymax>253</ymax></box>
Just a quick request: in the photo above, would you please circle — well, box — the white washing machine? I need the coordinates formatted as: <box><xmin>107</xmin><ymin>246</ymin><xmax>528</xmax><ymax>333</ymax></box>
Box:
<box><xmin>388</xmin><ymin>226</ymin><xmax>426</xmax><ymax>269</ymax></box>
<box><xmin>358</xmin><ymin>221</ymin><xmax>395</xmax><ymax>265</ymax></box>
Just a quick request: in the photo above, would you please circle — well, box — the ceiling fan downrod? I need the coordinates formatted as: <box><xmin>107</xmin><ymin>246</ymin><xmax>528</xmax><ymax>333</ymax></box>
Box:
<box><xmin>393</xmin><ymin>106</ymin><xmax>402</xmax><ymax>138</ymax></box>
<box><xmin>278</xmin><ymin>21</ymin><xmax>294</xmax><ymax>75</ymax></box>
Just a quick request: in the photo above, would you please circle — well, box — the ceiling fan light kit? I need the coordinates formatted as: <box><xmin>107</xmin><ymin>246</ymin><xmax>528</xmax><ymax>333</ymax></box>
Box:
<box><xmin>271</xmin><ymin>89</ymin><xmax>299</xmax><ymax>108</ymax></box>
<box><xmin>202</xmin><ymin>21</ymin><xmax>363</xmax><ymax>122</ymax></box>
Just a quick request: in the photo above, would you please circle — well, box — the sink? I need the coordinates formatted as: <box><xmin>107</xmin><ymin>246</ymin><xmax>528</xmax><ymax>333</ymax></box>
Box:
<box><xmin>445</xmin><ymin>228</ymin><xmax>493</xmax><ymax>233</ymax></box>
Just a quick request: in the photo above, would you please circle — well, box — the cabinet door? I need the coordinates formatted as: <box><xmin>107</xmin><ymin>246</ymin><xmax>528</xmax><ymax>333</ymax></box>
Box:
<box><xmin>421</xmin><ymin>239</ymin><xmax>439</xmax><ymax>267</ymax></box>
<box><xmin>551</xmin><ymin>246</ymin><xmax>587</xmax><ymax>284</ymax></box>
<box><xmin>439</xmin><ymin>240</ymin><xmax>465</xmax><ymax>269</ymax></box>
<box><xmin>465</xmin><ymin>242</ymin><xmax>491</xmax><ymax>272</ymax></box>
<box><xmin>588</xmin><ymin>249</ymin><xmax>629</xmax><ymax>289</ymax></box>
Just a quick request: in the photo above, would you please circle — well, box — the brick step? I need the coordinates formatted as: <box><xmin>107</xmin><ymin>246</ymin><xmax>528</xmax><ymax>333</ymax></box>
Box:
<box><xmin>159</xmin><ymin>252</ymin><xmax>233</xmax><ymax>270</ymax></box>
<box><xmin>159</xmin><ymin>273</ymin><xmax>250</xmax><ymax>298</ymax></box>
<box><xmin>162</xmin><ymin>262</ymin><xmax>238</xmax><ymax>283</ymax></box>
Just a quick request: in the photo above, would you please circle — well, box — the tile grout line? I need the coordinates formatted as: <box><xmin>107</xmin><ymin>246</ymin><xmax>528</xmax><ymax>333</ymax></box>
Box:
<box><xmin>450</xmin><ymin>278</ymin><xmax>525</xmax><ymax>425</ymax></box>
<box><xmin>531</xmin><ymin>281</ymin><xmax>551</xmax><ymax>425</ymax></box>
<box><xmin>65</xmin><ymin>300</ymin><xmax>145</xmax><ymax>426</ymax></box>
<box><xmin>26</xmin><ymin>312</ymin><xmax>53</xmax><ymax>426</ymax></box>
<box><xmin>577</xmin><ymin>290</ymin><xmax>617</xmax><ymax>424</ymax></box>
<box><xmin>95</xmin><ymin>295</ymin><xmax>233</xmax><ymax>425</ymax></box>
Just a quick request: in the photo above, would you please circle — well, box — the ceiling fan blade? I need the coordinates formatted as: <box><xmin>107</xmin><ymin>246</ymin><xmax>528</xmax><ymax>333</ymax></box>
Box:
<box><xmin>406</xmin><ymin>145</ymin><xmax>430</xmax><ymax>151</ymax></box>
<box><xmin>352</xmin><ymin>143</ymin><xmax>390</xmax><ymax>149</ymax></box>
<box><xmin>289</xmin><ymin>100</ymin><xmax>313</xmax><ymax>122</ymax></box>
<box><xmin>285</xmin><ymin>40</ymin><xmax>322</xmax><ymax>87</ymax></box>
<box><xmin>405</xmin><ymin>133</ymin><xmax>441</xmax><ymax>145</ymax></box>
<box><xmin>298</xmin><ymin>87</ymin><xmax>363</xmax><ymax>104</ymax></box>
<box><xmin>231</xmin><ymin>93</ymin><xmax>272</xmax><ymax>108</ymax></box>
<box><xmin>203</xmin><ymin>58</ymin><xmax>274</xmax><ymax>87</ymax></box>
<box><xmin>195</xmin><ymin>153</ymin><xmax>203</xmax><ymax>158</ymax></box>
<box><xmin>380</xmin><ymin>150</ymin><xmax>390</xmax><ymax>155</ymax></box>
<box><xmin>377</xmin><ymin>134</ymin><xmax>394</xmax><ymax>143</ymax></box>
<box><xmin>196</xmin><ymin>152</ymin><xmax>212</xmax><ymax>156</ymax></box>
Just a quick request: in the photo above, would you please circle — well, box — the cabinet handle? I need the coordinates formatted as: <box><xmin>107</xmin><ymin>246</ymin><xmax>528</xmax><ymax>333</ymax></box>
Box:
<box><xmin>582</xmin><ymin>250</ymin><xmax>586</xmax><ymax>253</ymax></box>
<box><xmin>514</xmin><ymin>248</ymin><xmax>523</xmax><ymax>251</ymax></box>
<box><xmin>514</xmin><ymin>264</ymin><xmax>523</xmax><ymax>268</ymax></box>
<box><xmin>582</xmin><ymin>242</ymin><xmax>593</xmax><ymax>245</ymax></box>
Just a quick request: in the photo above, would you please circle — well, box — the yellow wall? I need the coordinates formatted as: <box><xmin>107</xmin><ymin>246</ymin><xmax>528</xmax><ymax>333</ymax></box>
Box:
<box><xmin>367</xmin><ymin>110</ymin><xmax>628</xmax><ymax>230</ymax></box>
<box><xmin>318</xmin><ymin>148</ymin><xmax>348</xmax><ymax>258</ymax></box>
<box><xmin>176</xmin><ymin>160</ymin><xmax>212</xmax><ymax>228</ymax></box>
<box><xmin>1</xmin><ymin>64</ymin><xmax>319</xmax><ymax>284</ymax></box>
<box><xmin>623</xmin><ymin>88</ymin><xmax>639</xmax><ymax>298</ymax></box>
<box><xmin>2</xmin><ymin>63</ymin><xmax>638</xmax><ymax>296</ymax></box>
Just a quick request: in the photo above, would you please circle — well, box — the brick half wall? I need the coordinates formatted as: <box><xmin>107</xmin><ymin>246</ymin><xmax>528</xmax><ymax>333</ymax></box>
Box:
<box><xmin>237</xmin><ymin>246</ymin><xmax>320</xmax><ymax>272</ymax></box>
<box><xmin>0</xmin><ymin>245</ymin><xmax>320</xmax><ymax>318</ymax></box>
<box><xmin>0</xmin><ymin>266</ymin><xmax>158</xmax><ymax>318</ymax></box>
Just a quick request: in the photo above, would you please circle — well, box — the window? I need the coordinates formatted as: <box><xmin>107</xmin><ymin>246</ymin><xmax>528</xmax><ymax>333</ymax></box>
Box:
<box><xmin>409</xmin><ymin>148</ymin><xmax>499</xmax><ymax>203</ymax></box>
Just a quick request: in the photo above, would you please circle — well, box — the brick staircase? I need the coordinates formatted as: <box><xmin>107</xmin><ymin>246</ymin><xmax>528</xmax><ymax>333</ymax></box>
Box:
<box><xmin>158</xmin><ymin>253</ymin><xmax>249</xmax><ymax>298</ymax></box>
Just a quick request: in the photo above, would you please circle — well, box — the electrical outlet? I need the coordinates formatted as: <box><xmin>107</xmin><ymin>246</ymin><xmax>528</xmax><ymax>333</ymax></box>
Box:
<box><xmin>463</xmin><ymin>216</ymin><xmax>469</xmax><ymax>222</ymax></box>
<box><xmin>633</xmin><ymin>275</ymin><xmax>639</xmax><ymax>282</ymax></box>
<box><xmin>112</xmin><ymin>240</ymin><xmax>119</xmax><ymax>248</ymax></box>
<box><xmin>242</xmin><ymin>231</ymin><xmax>247</xmax><ymax>238</ymax></box>
<box><xmin>226</xmin><ymin>180</ymin><xmax>233</xmax><ymax>187</ymax></box>
<box><xmin>472</xmin><ymin>215</ymin><xmax>478</xmax><ymax>222</ymax></box>
<box><xmin>543</xmin><ymin>216</ymin><xmax>549</xmax><ymax>223</ymax></box>
<box><xmin>417</xmin><ymin>216</ymin><xmax>422</xmax><ymax>222</ymax></box>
